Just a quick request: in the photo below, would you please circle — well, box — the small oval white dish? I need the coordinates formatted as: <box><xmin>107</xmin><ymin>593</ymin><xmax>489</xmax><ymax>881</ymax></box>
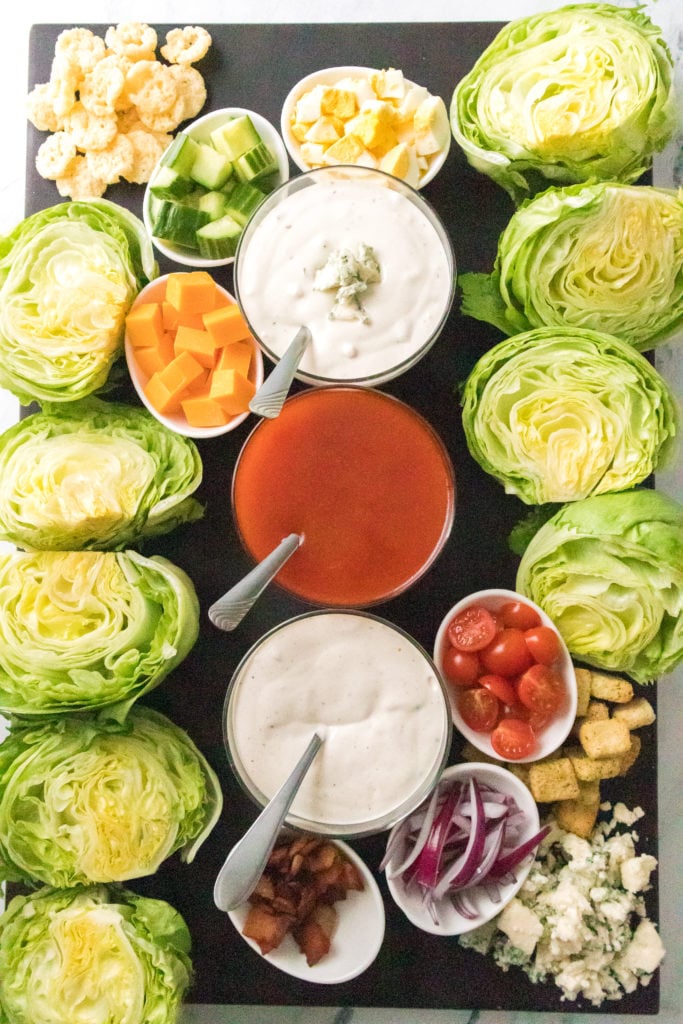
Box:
<box><xmin>143</xmin><ymin>106</ymin><xmax>290</xmax><ymax>268</ymax></box>
<box><xmin>384</xmin><ymin>762</ymin><xmax>543</xmax><ymax>936</ymax></box>
<box><xmin>434</xmin><ymin>588</ymin><xmax>577</xmax><ymax>763</ymax></box>
<box><xmin>228</xmin><ymin>839</ymin><xmax>385</xmax><ymax>983</ymax></box>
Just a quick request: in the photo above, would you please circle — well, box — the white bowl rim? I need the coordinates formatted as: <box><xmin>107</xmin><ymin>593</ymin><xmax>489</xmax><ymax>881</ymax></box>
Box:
<box><xmin>124</xmin><ymin>272</ymin><xmax>264</xmax><ymax>439</ymax></box>
<box><xmin>227</xmin><ymin>837</ymin><xmax>385</xmax><ymax>984</ymax></box>
<box><xmin>143</xmin><ymin>106</ymin><xmax>291</xmax><ymax>269</ymax></box>
<box><xmin>385</xmin><ymin>760</ymin><xmax>542</xmax><ymax>936</ymax></box>
<box><xmin>280</xmin><ymin>64</ymin><xmax>451</xmax><ymax>189</ymax></box>
<box><xmin>434</xmin><ymin>588</ymin><xmax>578</xmax><ymax>764</ymax></box>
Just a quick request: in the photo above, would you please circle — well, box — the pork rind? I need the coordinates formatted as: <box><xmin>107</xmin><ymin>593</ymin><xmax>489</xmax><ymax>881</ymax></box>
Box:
<box><xmin>160</xmin><ymin>26</ymin><xmax>212</xmax><ymax>65</ymax></box>
<box><xmin>27</xmin><ymin>21</ymin><xmax>211</xmax><ymax>199</ymax></box>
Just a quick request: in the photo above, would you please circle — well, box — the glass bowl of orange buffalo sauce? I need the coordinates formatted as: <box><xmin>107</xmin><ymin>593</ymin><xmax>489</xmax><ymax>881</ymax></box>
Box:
<box><xmin>231</xmin><ymin>385</ymin><xmax>455</xmax><ymax>608</ymax></box>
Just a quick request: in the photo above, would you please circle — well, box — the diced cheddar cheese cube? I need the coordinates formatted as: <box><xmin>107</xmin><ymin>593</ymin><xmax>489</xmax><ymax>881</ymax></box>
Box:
<box><xmin>144</xmin><ymin>373</ymin><xmax>179</xmax><ymax>415</ymax></box>
<box><xmin>174</xmin><ymin>325</ymin><xmax>216</xmax><ymax>368</ymax></box>
<box><xmin>216</xmin><ymin>341</ymin><xmax>253</xmax><ymax>378</ymax></box>
<box><xmin>159</xmin><ymin>350</ymin><xmax>206</xmax><ymax>394</ymax></box>
<box><xmin>210</xmin><ymin>368</ymin><xmax>256</xmax><ymax>415</ymax></box>
<box><xmin>166</xmin><ymin>271</ymin><xmax>217</xmax><ymax>313</ymax></box>
<box><xmin>162</xmin><ymin>301</ymin><xmax>179</xmax><ymax>332</ymax></box>
<box><xmin>203</xmin><ymin>303</ymin><xmax>251</xmax><ymax>347</ymax></box>
<box><xmin>181</xmin><ymin>394</ymin><xmax>232</xmax><ymax>428</ymax></box>
<box><xmin>125</xmin><ymin>302</ymin><xmax>164</xmax><ymax>348</ymax></box>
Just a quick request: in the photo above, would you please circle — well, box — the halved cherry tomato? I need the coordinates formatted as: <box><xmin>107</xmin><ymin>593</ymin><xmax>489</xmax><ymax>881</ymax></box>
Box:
<box><xmin>458</xmin><ymin>686</ymin><xmax>500</xmax><ymax>732</ymax></box>
<box><xmin>480</xmin><ymin>628</ymin><xmax>533</xmax><ymax>677</ymax></box>
<box><xmin>442</xmin><ymin>647</ymin><xmax>480</xmax><ymax>687</ymax></box>
<box><xmin>479</xmin><ymin>673</ymin><xmax>517</xmax><ymax>706</ymax></box>
<box><xmin>499</xmin><ymin>600</ymin><xmax>541</xmax><ymax>631</ymax></box>
<box><xmin>447</xmin><ymin>605</ymin><xmax>499</xmax><ymax>652</ymax></box>
<box><xmin>490</xmin><ymin>717</ymin><xmax>536</xmax><ymax>760</ymax></box>
<box><xmin>524</xmin><ymin>626</ymin><xmax>561</xmax><ymax>666</ymax></box>
<box><xmin>517</xmin><ymin>663</ymin><xmax>565</xmax><ymax>715</ymax></box>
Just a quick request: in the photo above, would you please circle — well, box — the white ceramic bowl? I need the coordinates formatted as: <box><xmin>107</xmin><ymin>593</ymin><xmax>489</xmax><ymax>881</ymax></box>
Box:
<box><xmin>143</xmin><ymin>107</ymin><xmax>290</xmax><ymax>268</ymax></box>
<box><xmin>385</xmin><ymin>762</ymin><xmax>542</xmax><ymax>936</ymax></box>
<box><xmin>434</xmin><ymin>588</ymin><xmax>577</xmax><ymax>763</ymax></box>
<box><xmin>281</xmin><ymin>65</ymin><xmax>451</xmax><ymax>188</ymax></box>
<box><xmin>223</xmin><ymin>610</ymin><xmax>453</xmax><ymax>838</ymax></box>
<box><xmin>125</xmin><ymin>273</ymin><xmax>263</xmax><ymax>439</ymax></box>
<box><xmin>228</xmin><ymin>839</ymin><xmax>385</xmax><ymax>983</ymax></box>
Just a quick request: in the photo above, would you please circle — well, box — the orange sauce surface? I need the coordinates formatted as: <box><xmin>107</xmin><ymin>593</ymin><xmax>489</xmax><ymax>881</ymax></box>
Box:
<box><xmin>232</xmin><ymin>387</ymin><xmax>455</xmax><ymax>606</ymax></box>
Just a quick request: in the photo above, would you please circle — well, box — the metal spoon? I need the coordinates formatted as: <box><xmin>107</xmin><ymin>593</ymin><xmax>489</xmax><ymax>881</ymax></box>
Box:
<box><xmin>214</xmin><ymin>732</ymin><xmax>323</xmax><ymax>911</ymax></box>
<box><xmin>249</xmin><ymin>325</ymin><xmax>311</xmax><ymax>418</ymax></box>
<box><xmin>208</xmin><ymin>533</ymin><xmax>302</xmax><ymax>631</ymax></box>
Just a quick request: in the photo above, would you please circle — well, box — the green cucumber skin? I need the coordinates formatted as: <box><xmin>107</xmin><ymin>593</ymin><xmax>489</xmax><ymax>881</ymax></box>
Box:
<box><xmin>160</xmin><ymin>133</ymin><xmax>200</xmax><ymax>177</ymax></box>
<box><xmin>149</xmin><ymin>165</ymin><xmax>195</xmax><ymax>200</ymax></box>
<box><xmin>210</xmin><ymin>115</ymin><xmax>262</xmax><ymax>161</ymax></box>
<box><xmin>152</xmin><ymin>200</ymin><xmax>212</xmax><ymax>247</ymax></box>
<box><xmin>196</xmin><ymin>215</ymin><xmax>243</xmax><ymax>259</ymax></box>
<box><xmin>233</xmin><ymin>142</ymin><xmax>278</xmax><ymax>183</ymax></box>
<box><xmin>224</xmin><ymin>183</ymin><xmax>266</xmax><ymax>226</ymax></box>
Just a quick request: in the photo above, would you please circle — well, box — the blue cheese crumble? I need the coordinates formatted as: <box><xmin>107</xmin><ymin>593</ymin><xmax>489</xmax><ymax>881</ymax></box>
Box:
<box><xmin>459</xmin><ymin>802</ymin><xmax>664</xmax><ymax>1006</ymax></box>
<box><xmin>313</xmin><ymin>244</ymin><xmax>381</xmax><ymax>323</ymax></box>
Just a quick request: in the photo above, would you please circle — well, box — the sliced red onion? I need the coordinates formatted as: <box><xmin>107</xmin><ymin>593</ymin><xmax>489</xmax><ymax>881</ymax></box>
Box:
<box><xmin>488</xmin><ymin>825</ymin><xmax>551</xmax><ymax>878</ymax></box>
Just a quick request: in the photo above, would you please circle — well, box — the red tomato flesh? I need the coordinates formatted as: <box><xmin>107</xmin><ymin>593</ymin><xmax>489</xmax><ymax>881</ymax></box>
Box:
<box><xmin>442</xmin><ymin>647</ymin><xmax>480</xmax><ymax>687</ymax></box>
<box><xmin>499</xmin><ymin>600</ymin><xmax>541</xmax><ymax>631</ymax></box>
<box><xmin>490</xmin><ymin>717</ymin><xmax>536</xmax><ymax>760</ymax></box>
<box><xmin>479</xmin><ymin>673</ymin><xmax>517</xmax><ymax>706</ymax></box>
<box><xmin>524</xmin><ymin>626</ymin><xmax>561</xmax><ymax>666</ymax></box>
<box><xmin>480</xmin><ymin>628</ymin><xmax>533</xmax><ymax>676</ymax></box>
<box><xmin>458</xmin><ymin>686</ymin><xmax>500</xmax><ymax>732</ymax></box>
<box><xmin>447</xmin><ymin>605</ymin><xmax>499</xmax><ymax>652</ymax></box>
<box><xmin>518</xmin><ymin>663</ymin><xmax>565</xmax><ymax>716</ymax></box>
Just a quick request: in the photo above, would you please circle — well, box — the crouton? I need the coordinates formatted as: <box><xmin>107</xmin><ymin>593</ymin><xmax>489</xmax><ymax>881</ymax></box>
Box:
<box><xmin>576</xmin><ymin>778</ymin><xmax>601</xmax><ymax>808</ymax></box>
<box><xmin>617</xmin><ymin>733</ymin><xmax>642</xmax><ymax>775</ymax></box>
<box><xmin>528</xmin><ymin>758</ymin><xmax>580</xmax><ymax>803</ymax></box>
<box><xmin>589</xmin><ymin>670</ymin><xmax>634</xmax><ymax>704</ymax></box>
<box><xmin>564</xmin><ymin>745</ymin><xmax>625</xmax><ymax>781</ymax></box>
<box><xmin>578</xmin><ymin>718</ymin><xmax>631</xmax><ymax>759</ymax></box>
<box><xmin>554</xmin><ymin>797</ymin><xmax>600</xmax><ymax>839</ymax></box>
<box><xmin>574</xmin><ymin>667</ymin><xmax>592</xmax><ymax>717</ymax></box>
<box><xmin>612</xmin><ymin>696</ymin><xmax>656</xmax><ymax>730</ymax></box>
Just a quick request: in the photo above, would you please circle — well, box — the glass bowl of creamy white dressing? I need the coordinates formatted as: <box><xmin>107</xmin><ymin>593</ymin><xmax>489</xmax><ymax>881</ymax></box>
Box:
<box><xmin>233</xmin><ymin>165</ymin><xmax>456</xmax><ymax>386</ymax></box>
<box><xmin>223</xmin><ymin>610</ymin><xmax>453</xmax><ymax>838</ymax></box>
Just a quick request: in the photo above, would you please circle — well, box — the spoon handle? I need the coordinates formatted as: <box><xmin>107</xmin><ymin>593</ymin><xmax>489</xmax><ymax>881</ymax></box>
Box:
<box><xmin>208</xmin><ymin>533</ymin><xmax>302</xmax><ymax>631</ymax></box>
<box><xmin>249</xmin><ymin>326</ymin><xmax>311</xmax><ymax>418</ymax></box>
<box><xmin>213</xmin><ymin>732</ymin><xmax>323</xmax><ymax>911</ymax></box>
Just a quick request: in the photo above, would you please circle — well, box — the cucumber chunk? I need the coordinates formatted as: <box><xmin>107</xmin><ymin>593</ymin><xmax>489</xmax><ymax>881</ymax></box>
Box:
<box><xmin>233</xmin><ymin>142</ymin><xmax>278</xmax><ymax>183</ymax></box>
<box><xmin>224</xmin><ymin>182</ymin><xmax>267</xmax><ymax>226</ymax></box>
<box><xmin>190</xmin><ymin>143</ymin><xmax>234</xmax><ymax>190</ymax></box>
<box><xmin>210</xmin><ymin>115</ymin><xmax>262</xmax><ymax>161</ymax></box>
<box><xmin>196</xmin><ymin>215</ymin><xmax>243</xmax><ymax>259</ymax></box>
<box><xmin>151</xmin><ymin>200</ymin><xmax>211</xmax><ymax>247</ymax></box>
<box><xmin>160</xmin><ymin>133</ymin><xmax>200</xmax><ymax>176</ymax></box>
<box><xmin>198</xmin><ymin>191</ymin><xmax>229</xmax><ymax>220</ymax></box>
<box><xmin>149</xmin><ymin>165</ymin><xmax>194</xmax><ymax>200</ymax></box>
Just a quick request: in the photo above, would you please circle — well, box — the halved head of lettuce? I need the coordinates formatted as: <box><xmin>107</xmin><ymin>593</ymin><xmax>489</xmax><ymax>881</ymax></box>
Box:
<box><xmin>0</xmin><ymin>550</ymin><xmax>199</xmax><ymax>717</ymax></box>
<box><xmin>0</xmin><ymin>199</ymin><xmax>157</xmax><ymax>404</ymax></box>
<box><xmin>0</xmin><ymin>705</ymin><xmax>223</xmax><ymax>887</ymax></box>
<box><xmin>460</xmin><ymin>182</ymin><xmax>683</xmax><ymax>351</ymax></box>
<box><xmin>450</xmin><ymin>4</ymin><xmax>677</xmax><ymax>202</ymax></box>
<box><xmin>0</xmin><ymin>398</ymin><xmax>203</xmax><ymax>550</ymax></box>
<box><xmin>461</xmin><ymin>326</ymin><xmax>678</xmax><ymax>504</ymax></box>
<box><xmin>0</xmin><ymin>884</ymin><xmax>192</xmax><ymax>1024</ymax></box>
<box><xmin>515</xmin><ymin>489</ymin><xmax>683</xmax><ymax>683</ymax></box>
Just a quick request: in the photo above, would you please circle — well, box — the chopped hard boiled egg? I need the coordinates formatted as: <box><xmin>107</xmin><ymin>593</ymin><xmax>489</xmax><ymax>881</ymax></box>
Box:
<box><xmin>287</xmin><ymin>68</ymin><xmax>449</xmax><ymax>187</ymax></box>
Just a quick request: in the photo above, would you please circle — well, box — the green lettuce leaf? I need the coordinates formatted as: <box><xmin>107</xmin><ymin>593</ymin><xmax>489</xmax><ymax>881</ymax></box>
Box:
<box><xmin>0</xmin><ymin>199</ymin><xmax>157</xmax><ymax>404</ymax></box>
<box><xmin>461</xmin><ymin>326</ymin><xmax>678</xmax><ymax>504</ymax></box>
<box><xmin>0</xmin><ymin>885</ymin><xmax>192</xmax><ymax>1024</ymax></box>
<box><xmin>0</xmin><ymin>398</ymin><xmax>203</xmax><ymax>550</ymax></box>
<box><xmin>0</xmin><ymin>706</ymin><xmax>223</xmax><ymax>887</ymax></box>
<box><xmin>0</xmin><ymin>550</ymin><xmax>199</xmax><ymax>717</ymax></box>
<box><xmin>450</xmin><ymin>3</ymin><xmax>677</xmax><ymax>203</ymax></box>
<box><xmin>515</xmin><ymin>489</ymin><xmax>683</xmax><ymax>682</ymax></box>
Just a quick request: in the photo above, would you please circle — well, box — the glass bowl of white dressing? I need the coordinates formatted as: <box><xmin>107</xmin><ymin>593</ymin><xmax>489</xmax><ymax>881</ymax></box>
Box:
<box><xmin>233</xmin><ymin>165</ymin><xmax>456</xmax><ymax>386</ymax></box>
<box><xmin>223</xmin><ymin>610</ymin><xmax>453</xmax><ymax>838</ymax></box>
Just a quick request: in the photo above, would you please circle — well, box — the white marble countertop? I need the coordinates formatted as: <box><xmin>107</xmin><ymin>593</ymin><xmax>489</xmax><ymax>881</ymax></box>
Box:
<box><xmin>0</xmin><ymin>4</ymin><xmax>680</xmax><ymax>1024</ymax></box>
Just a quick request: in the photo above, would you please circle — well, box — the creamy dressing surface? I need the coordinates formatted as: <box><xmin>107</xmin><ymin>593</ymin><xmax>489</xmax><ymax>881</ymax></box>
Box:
<box><xmin>236</xmin><ymin>179</ymin><xmax>452</xmax><ymax>381</ymax></box>
<box><xmin>228</xmin><ymin>613</ymin><xmax>449</xmax><ymax>827</ymax></box>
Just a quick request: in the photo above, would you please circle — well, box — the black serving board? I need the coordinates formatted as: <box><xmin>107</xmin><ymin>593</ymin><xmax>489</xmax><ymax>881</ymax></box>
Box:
<box><xmin>23</xmin><ymin>22</ymin><xmax>660</xmax><ymax>1013</ymax></box>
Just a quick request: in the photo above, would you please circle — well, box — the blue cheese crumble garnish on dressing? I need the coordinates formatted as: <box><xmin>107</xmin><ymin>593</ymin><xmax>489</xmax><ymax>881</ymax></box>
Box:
<box><xmin>313</xmin><ymin>243</ymin><xmax>381</xmax><ymax>324</ymax></box>
<box><xmin>459</xmin><ymin>802</ymin><xmax>665</xmax><ymax>1006</ymax></box>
